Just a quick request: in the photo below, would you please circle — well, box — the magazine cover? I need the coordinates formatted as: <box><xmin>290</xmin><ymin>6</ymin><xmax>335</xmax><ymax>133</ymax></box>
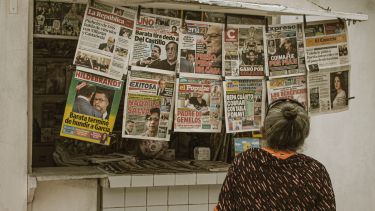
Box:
<box><xmin>122</xmin><ymin>70</ymin><xmax>175</xmax><ymax>141</ymax></box>
<box><xmin>178</xmin><ymin>20</ymin><xmax>224</xmax><ymax>76</ymax></box>
<box><xmin>60</xmin><ymin>71</ymin><xmax>123</xmax><ymax>145</ymax></box>
<box><xmin>174</xmin><ymin>74</ymin><xmax>223</xmax><ymax>132</ymax></box>
<box><xmin>73</xmin><ymin>2</ymin><xmax>136</xmax><ymax>79</ymax></box>
<box><xmin>266</xmin><ymin>23</ymin><xmax>306</xmax><ymax>77</ymax></box>
<box><xmin>223</xmin><ymin>24</ymin><xmax>266</xmax><ymax>77</ymax></box>
<box><xmin>34</xmin><ymin>1</ymin><xmax>86</xmax><ymax>37</ymax></box>
<box><xmin>223</xmin><ymin>78</ymin><xmax>265</xmax><ymax>133</ymax></box>
<box><xmin>130</xmin><ymin>12</ymin><xmax>181</xmax><ymax>73</ymax></box>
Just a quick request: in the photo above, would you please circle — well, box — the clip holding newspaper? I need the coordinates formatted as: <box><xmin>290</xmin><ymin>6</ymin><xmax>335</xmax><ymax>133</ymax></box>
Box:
<box><xmin>223</xmin><ymin>78</ymin><xmax>265</xmax><ymax>133</ymax></box>
<box><xmin>265</xmin><ymin>23</ymin><xmax>306</xmax><ymax>78</ymax></box>
<box><xmin>223</xmin><ymin>24</ymin><xmax>267</xmax><ymax>77</ymax></box>
<box><xmin>178</xmin><ymin>20</ymin><xmax>224</xmax><ymax>76</ymax></box>
<box><xmin>130</xmin><ymin>12</ymin><xmax>181</xmax><ymax>73</ymax></box>
<box><xmin>60</xmin><ymin>71</ymin><xmax>123</xmax><ymax>145</ymax></box>
<box><xmin>122</xmin><ymin>69</ymin><xmax>176</xmax><ymax>141</ymax></box>
<box><xmin>73</xmin><ymin>2</ymin><xmax>136</xmax><ymax>80</ymax></box>
<box><xmin>174</xmin><ymin>74</ymin><xmax>223</xmax><ymax>133</ymax></box>
<box><xmin>304</xmin><ymin>20</ymin><xmax>350</xmax><ymax>114</ymax></box>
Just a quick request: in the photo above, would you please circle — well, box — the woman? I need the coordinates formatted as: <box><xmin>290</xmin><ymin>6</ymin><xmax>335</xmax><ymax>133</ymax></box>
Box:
<box><xmin>332</xmin><ymin>73</ymin><xmax>347</xmax><ymax>109</ymax></box>
<box><xmin>216</xmin><ymin>99</ymin><xmax>335</xmax><ymax>210</ymax></box>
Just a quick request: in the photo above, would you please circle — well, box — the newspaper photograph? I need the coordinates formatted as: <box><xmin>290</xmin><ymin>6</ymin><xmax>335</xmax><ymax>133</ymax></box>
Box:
<box><xmin>174</xmin><ymin>75</ymin><xmax>223</xmax><ymax>132</ymax></box>
<box><xmin>73</xmin><ymin>3</ymin><xmax>136</xmax><ymax>79</ymax></box>
<box><xmin>308</xmin><ymin>65</ymin><xmax>350</xmax><ymax>114</ymax></box>
<box><xmin>60</xmin><ymin>71</ymin><xmax>124</xmax><ymax>145</ymax></box>
<box><xmin>178</xmin><ymin>20</ymin><xmax>223</xmax><ymax>75</ymax></box>
<box><xmin>223</xmin><ymin>24</ymin><xmax>266</xmax><ymax>77</ymax></box>
<box><xmin>130</xmin><ymin>12</ymin><xmax>181</xmax><ymax>72</ymax></box>
<box><xmin>122</xmin><ymin>70</ymin><xmax>176</xmax><ymax>141</ymax></box>
<box><xmin>223</xmin><ymin>78</ymin><xmax>265</xmax><ymax>133</ymax></box>
<box><xmin>234</xmin><ymin>137</ymin><xmax>260</xmax><ymax>156</ymax></box>
<box><xmin>267</xmin><ymin>75</ymin><xmax>307</xmax><ymax>106</ymax></box>
<box><xmin>304</xmin><ymin>20</ymin><xmax>349</xmax><ymax>72</ymax></box>
<box><xmin>266</xmin><ymin>23</ymin><xmax>306</xmax><ymax>77</ymax></box>
<box><xmin>34</xmin><ymin>1</ymin><xmax>86</xmax><ymax>37</ymax></box>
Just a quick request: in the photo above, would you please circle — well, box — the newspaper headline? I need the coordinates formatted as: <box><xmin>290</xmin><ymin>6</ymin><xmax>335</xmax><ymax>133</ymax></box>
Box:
<box><xmin>223</xmin><ymin>78</ymin><xmax>265</xmax><ymax>133</ymax></box>
<box><xmin>267</xmin><ymin>75</ymin><xmax>307</xmax><ymax>106</ymax></box>
<box><xmin>60</xmin><ymin>70</ymin><xmax>123</xmax><ymax>145</ymax></box>
<box><xmin>223</xmin><ymin>25</ymin><xmax>266</xmax><ymax>77</ymax></box>
<box><xmin>122</xmin><ymin>70</ymin><xmax>175</xmax><ymax>141</ymax></box>
<box><xmin>174</xmin><ymin>76</ymin><xmax>222</xmax><ymax>132</ymax></box>
<box><xmin>178</xmin><ymin>21</ymin><xmax>223</xmax><ymax>75</ymax></box>
<box><xmin>73</xmin><ymin>3</ymin><xmax>136</xmax><ymax>79</ymax></box>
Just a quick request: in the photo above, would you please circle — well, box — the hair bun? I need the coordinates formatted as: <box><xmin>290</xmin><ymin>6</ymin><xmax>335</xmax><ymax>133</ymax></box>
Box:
<box><xmin>282</xmin><ymin>107</ymin><xmax>298</xmax><ymax>120</ymax></box>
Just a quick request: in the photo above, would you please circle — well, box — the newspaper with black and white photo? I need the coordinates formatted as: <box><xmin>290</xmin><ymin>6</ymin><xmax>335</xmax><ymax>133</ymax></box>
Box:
<box><xmin>73</xmin><ymin>2</ymin><xmax>136</xmax><ymax>80</ymax></box>
<box><xmin>223</xmin><ymin>78</ymin><xmax>265</xmax><ymax>133</ymax></box>
<box><xmin>130</xmin><ymin>12</ymin><xmax>181</xmax><ymax>73</ymax></box>
<box><xmin>122</xmin><ymin>70</ymin><xmax>175</xmax><ymax>141</ymax></box>
<box><xmin>223</xmin><ymin>24</ymin><xmax>266</xmax><ymax>77</ymax></box>
<box><xmin>266</xmin><ymin>23</ymin><xmax>306</xmax><ymax>77</ymax></box>
<box><xmin>304</xmin><ymin>20</ymin><xmax>350</xmax><ymax>114</ymax></box>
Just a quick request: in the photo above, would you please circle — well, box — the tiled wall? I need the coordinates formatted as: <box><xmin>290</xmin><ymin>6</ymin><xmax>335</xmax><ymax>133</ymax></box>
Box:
<box><xmin>102</xmin><ymin>184</ymin><xmax>222</xmax><ymax>211</ymax></box>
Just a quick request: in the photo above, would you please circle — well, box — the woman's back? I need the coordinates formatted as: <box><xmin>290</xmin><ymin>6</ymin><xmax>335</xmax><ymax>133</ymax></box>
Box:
<box><xmin>217</xmin><ymin>148</ymin><xmax>335</xmax><ymax>210</ymax></box>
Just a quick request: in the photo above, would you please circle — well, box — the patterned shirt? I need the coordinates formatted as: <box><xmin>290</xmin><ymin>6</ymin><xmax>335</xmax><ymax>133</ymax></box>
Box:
<box><xmin>217</xmin><ymin>148</ymin><xmax>335</xmax><ymax>210</ymax></box>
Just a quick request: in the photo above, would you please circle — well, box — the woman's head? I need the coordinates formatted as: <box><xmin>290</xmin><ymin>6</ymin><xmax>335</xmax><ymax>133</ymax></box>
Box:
<box><xmin>334</xmin><ymin>74</ymin><xmax>344</xmax><ymax>91</ymax></box>
<box><xmin>263</xmin><ymin>99</ymin><xmax>310</xmax><ymax>151</ymax></box>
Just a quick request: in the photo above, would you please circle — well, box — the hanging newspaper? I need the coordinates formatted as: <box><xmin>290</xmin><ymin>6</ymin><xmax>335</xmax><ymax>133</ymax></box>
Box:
<box><xmin>223</xmin><ymin>78</ymin><xmax>265</xmax><ymax>133</ymax></box>
<box><xmin>223</xmin><ymin>25</ymin><xmax>266</xmax><ymax>77</ymax></box>
<box><xmin>60</xmin><ymin>71</ymin><xmax>123</xmax><ymax>145</ymax></box>
<box><xmin>304</xmin><ymin>20</ymin><xmax>350</xmax><ymax>114</ymax></box>
<box><xmin>234</xmin><ymin>137</ymin><xmax>260</xmax><ymax>156</ymax></box>
<box><xmin>266</xmin><ymin>23</ymin><xmax>306</xmax><ymax>77</ymax></box>
<box><xmin>267</xmin><ymin>75</ymin><xmax>307</xmax><ymax>106</ymax></box>
<box><xmin>174</xmin><ymin>74</ymin><xmax>223</xmax><ymax>132</ymax></box>
<box><xmin>73</xmin><ymin>2</ymin><xmax>136</xmax><ymax>79</ymax></box>
<box><xmin>178</xmin><ymin>21</ymin><xmax>223</xmax><ymax>76</ymax></box>
<box><xmin>122</xmin><ymin>70</ymin><xmax>175</xmax><ymax>141</ymax></box>
<box><xmin>130</xmin><ymin>12</ymin><xmax>181</xmax><ymax>72</ymax></box>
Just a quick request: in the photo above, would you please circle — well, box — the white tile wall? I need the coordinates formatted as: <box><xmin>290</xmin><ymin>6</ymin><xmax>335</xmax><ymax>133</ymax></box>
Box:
<box><xmin>208</xmin><ymin>185</ymin><xmax>221</xmax><ymax>203</ymax></box>
<box><xmin>197</xmin><ymin>173</ymin><xmax>217</xmax><ymax>185</ymax></box>
<box><xmin>168</xmin><ymin>186</ymin><xmax>189</xmax><ymax>205</ymax></box>
<box><xmin>147</xmin><ymin>206</ymin><xmax>168</xmax><ymax>211</ymax></box>
<box><xmin>147</xmin><ymin>187</ymin><xmax>168</xmax><ymax>206</ymax></box>
<box><xmin>103</xmin><ymin>208</ymin><xmax>124</xmax><ymax>211</ymax></box>
<box><xmin>188</xmin><ymin>185</ymin><xmax>208</xmax><ymax>205</ymax></box>
<box><xmin>175</xmin><ymin>173</ymin><xmax>196</xmax><ymax>186</ymax></box>
<box><xmin>125</xmin><ymin>187</ymin><xmax>147</xmax><ymax>207</ymax></box>
<box><xmin>132</xmin><ymin>175</ymin><xmax>153</xmax><ymax>187</ymax></box>
<box><xmin>154</xmin><ymin>174</ymin><xmax>175</xmax><ymax>186</ymax></box>
<box><xmin>124</xmin><ymin>207</ymin><xmax>146</xmax><ymax>211</ymax></box>
<box><xmin>102</xmin><ymin>188</ymin><xmax>124</xmax><ymax>208</ymax></box>
<box><xmin>168</xmin><ymin>205</ymin><xmax>189</xmax><ymax>211</ymax></box>
<box><xmin>188</xmin><ymin>204</ymin><xmax>208</xmax><ymax>211</ymax></box>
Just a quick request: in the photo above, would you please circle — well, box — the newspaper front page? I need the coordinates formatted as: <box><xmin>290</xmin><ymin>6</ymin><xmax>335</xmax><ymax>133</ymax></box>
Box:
<box><xmin>223</xmin><ymin>25</ymin><xmax>266</xmax><ymax>77</ymax></box>
<box><xmin>122</xmin><ymin>70</ymin><xmax>175</xmax><ymax>141</ymax></box>
<box><xmin>174</xmin><ymin>75</ymin><xmax>223</xmax><ymax>132</ymax></box>
<box><xmin>73</xmin><ymin>3</ymin><xmax>136</xmax><ymax>79</ymax></box>
<box><xmin>130</xmin><ymin>12</ymin><xmax>181</xmax><ymax>73</ymax></box>
<box><xmin>304</xmin><ymin>20</ymin><xmax>350</xmax><ymax>114</ymax></box>
<box><xmin>60</xmin><ymin>71</ymin><xmax>123</xmax><ymax>145</ymax></box>
<box><xmin>178</xmin><ymin>20</ymin><xmax>224</xmax><ymax>76</ymax></box>
<box><xmin>266</xmin><ymin>23</ymin><xmax>306</xmax><ymax>77</ymax></box>
<box><xmin>223</xmin><ymin>78</ymin><xmax>265</xmax><ymax>133</ymax></box>
<box><xmin>267</xmin><ymin>75</ymin><xmax>307</xmax><ymax>106</ymax></box>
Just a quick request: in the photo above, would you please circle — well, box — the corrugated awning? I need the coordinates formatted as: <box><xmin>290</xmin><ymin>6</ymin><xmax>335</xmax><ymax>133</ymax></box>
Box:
<box><xmin>99</xmin><ymin>0</ymin><xmax>368</xmax><ymax>21</ymax></box>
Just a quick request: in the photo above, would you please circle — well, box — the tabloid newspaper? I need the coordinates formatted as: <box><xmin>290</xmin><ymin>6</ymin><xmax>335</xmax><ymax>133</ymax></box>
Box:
<box><xmin>223</xmin><ymin>78</ymin><xmax>265</xmax><ymax>133</ymax></box>
<box><xmin>73</xmin><ymin>2</ymin><xmax>136</xmax><ymax>79</ymax></box>
<box><xmin>178</xmin><ymin>20</ymin><xmax>224</xmax><ymax>76</ymax></box>
<box><xmin>60</xmin><ymin>71</ymin><xmax>123</xmax><ymax>145</ymax></box>
<box><xmin>174</xmin><ymin>74</ymin><xmax>223</xmax><ymax>132</ymax></box>
<box><xmin>223</xmin><ymin>25</ymin><xmax>266</xmax><ymax>77</ymax></box>
<box><xmin>267</xmin><ymin>75</ymin><xmax>307</xmax><ymax>106</ymax></box>
<box><xmin>266</xmin><ymin>23</ymin><xmax>306</xmax><ymax>77</ymax></box>
<box><xmin>304</xmin><ymin>20</ymin><xmax>350</xmax><ymax>114</ymax></box>
<box><xmin>122</xmin><ymin>70</ymin><xmax>176</xmax><ymax>141</ymax></box>
<box><xmin>130</xmin><ymin>12</ymin><xmax>181</xmax><ymax>73</ymax></box>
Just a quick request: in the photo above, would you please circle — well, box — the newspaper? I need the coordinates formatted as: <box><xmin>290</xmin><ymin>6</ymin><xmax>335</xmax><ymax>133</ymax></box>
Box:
<box><xmin>267</xmin><ymin>75</ymin><xmax>307</xmax><ymax>106</ymax></box>
<box><xmin>130</xmin><ymin>12</ymin><xmax>181</xmax><ymax>73</ymax></box>
<box><xmin>122</xmin><ymin>70</ymin><xmax>176</xmax><ymax>141</ymax></box>
<box><xmin>223</xmin><ymin>78</ymin><xmax>265</xmax><ymax>133</ymax></box>
<box><xmin>60</xmin><ymin>71</ymin><xmax>124</xmax><ymax>145</ymax></box>
<box><xmin>266</xmin><ymin>23</ymin><xmax>306</xmax><ymax>77</ymax></box>
<box><xmin>234</xmin><ymin>137</ymin><xmax>260</xmax><ymax>156</ymax></box>
<box><xmin>304</xmin><ymin>20</ymin><xmax>350</xmax><ymax>114</ymax></box>
<box><xmin>174</xmin><ymin>74</ymin><xmax>223</xmax><ymax>132</ymax></box>
<box><xmin>178</xmin><ymin>20</ymin><xmax>224</xmax><ymax>75</ymax></box>
<box><xmin>223</xmin><ymin>24</ymin><xmax>266</xmax><ymax>77</ymax></box>
<box><xmin>73</xmin><ymin>3</ymin><xmax>136</xmax><ymax>79</ymax></box>
<box><xmin>34</xmin><ymin>1</ymin><xmax>86</xmax><ymax>37</ymax></box>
